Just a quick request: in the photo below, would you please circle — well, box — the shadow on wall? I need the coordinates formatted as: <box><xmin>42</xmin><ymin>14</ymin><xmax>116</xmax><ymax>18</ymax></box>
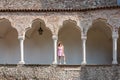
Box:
<box><xmin>58</xmin><ymin>20</ymin><xmax>82</xmax><ymax>65</ymax></box>
<box><xmin>24</xmin><ymin>19</ymin><xmax>53</xmax><ymax>64</ymax></box>
<box><xmin>0</xmin><ymin>18</ymin><xmax>19</xmax><ymax>64</ymax></box>
<box><xmin>87</xmin><ymin>19</ymin><xmax>112</xmax><ymax>64</ymax></box>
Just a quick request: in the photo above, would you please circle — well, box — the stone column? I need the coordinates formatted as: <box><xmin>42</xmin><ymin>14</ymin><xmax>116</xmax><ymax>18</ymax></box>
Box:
<box><xmin>80</xmin><ymin>19</ymin><xmax>92</xmax><ymax>65</ymax></box>
<box><xmin>112</xmin><ymin>33</ymin><xmax>119</xmax><ymax>64</ymax></box>
<box><xmin>18</xmin><ymin>36</ymin><xmax>25</xmax><ymax>64</ymax></box>
<box><xmin>107</xmin><ymin>17</ymin><xmax>120</xmax><ymax>64</ymax></box>
<box><xmin>52</xmin><ymin>35</ymin><xmax>58</xmax><ymax>64</ymax></box>
<box><xmin>81</xmin><ymin>35</ymin><xmax>87</xmax><ymax>65</ymax></box>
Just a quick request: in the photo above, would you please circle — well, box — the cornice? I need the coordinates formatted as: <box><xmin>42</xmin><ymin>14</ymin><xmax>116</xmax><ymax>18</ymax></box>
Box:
<box><xmin>0</xmin><ymin>5</ymin><xmax>119</xmax><ymax>12</ymax></box>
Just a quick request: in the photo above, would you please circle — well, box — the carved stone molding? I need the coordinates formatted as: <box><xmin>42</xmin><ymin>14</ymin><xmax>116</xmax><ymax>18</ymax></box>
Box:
<box><xmin>52</xmin><ymin>34</ymin><xmax>58</xmax><ymax>40</ymax></box>
<box><xmin>80</xmin><ymin>18</ymin><xmax>93</xmax><ymax>36</ymax></box>
<box><xmin>18</xmin><ymin>35</ymin><xmax>25</xmax><ymax>40</ymax></box>
<box><xmin>0</xmin><ymin>9</ymin><xmax>119</xmax><ymax>38</ymax></box>
<box><xmin>107</xmin><ymin>17</ymin><xmax>120</xmax><ymax>28</ymax></box>
<box><xmin>112</xmin><ymin>27</ymin><xmax>119</xmax><ymax>39</ymax></box>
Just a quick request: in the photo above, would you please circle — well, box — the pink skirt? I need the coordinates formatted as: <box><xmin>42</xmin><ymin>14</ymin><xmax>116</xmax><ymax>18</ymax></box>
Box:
<box><xmin>58</xmin><ymin>50</ymin><xmax>64</xmax><ymax>56</ymax></box>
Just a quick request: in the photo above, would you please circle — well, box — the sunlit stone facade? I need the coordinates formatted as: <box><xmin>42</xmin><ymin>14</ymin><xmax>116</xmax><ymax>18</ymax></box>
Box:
<box><xmin>0</xmin><ymin>0</ymin><xmax>119</xmax><ymax>65</ymax></box>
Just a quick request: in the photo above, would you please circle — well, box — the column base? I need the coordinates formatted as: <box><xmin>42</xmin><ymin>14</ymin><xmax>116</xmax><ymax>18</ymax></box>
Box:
<box><xmin>112</xmin><ymin>60</ymin><xmax>118</xmax><ymax>64</ymax></box>
<box><xmin>52</xmin><ymin>61</ymin><xmax>57</xmax><ymax>64</ymax></box>
<box><xmin>18</xmin><ymin>61</ymin><xmax>25</xmax><ymax>64</ymax></box>
<box><xmin>81</xmin><ymin>61</ymin><xmax>87</xmax><ymax>65</ymax></box>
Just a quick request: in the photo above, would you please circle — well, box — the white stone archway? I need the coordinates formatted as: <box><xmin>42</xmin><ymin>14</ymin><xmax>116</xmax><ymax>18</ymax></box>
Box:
<box><xmin>0</xmin><ymin>18</ymin><xmax>19</xmax><ymax>64</ymax></box>
<box><xmin>24</xmin><ymin>19</ymin><xmax>53</xmax><ymax>64</ymax></box>
<box><xmin>58</xmin><ymin>20</ymin><xmax>82</xmax><ymax>65</ymax></box>
<box><xmin>87</xmin><ymin>19</ymin><xmax>112</xmax><ymax>64</ymax></box>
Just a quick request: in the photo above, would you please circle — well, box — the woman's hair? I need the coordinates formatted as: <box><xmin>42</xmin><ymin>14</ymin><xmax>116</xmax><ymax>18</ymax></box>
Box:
<box><xmin>58</xmin><ymin>41</ymin><xmax>62</xmax><ymax>46</ymax></box>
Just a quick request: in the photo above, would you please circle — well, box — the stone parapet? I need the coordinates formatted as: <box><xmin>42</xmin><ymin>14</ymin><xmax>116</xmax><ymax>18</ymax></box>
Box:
<box><xmin>0</xmin><ymin>64</ymin><xmax>119</xmax><ymax>80</ymax></box>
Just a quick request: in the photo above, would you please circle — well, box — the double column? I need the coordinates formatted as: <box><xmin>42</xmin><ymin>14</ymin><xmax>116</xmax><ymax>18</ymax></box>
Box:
<box><xmin>52</xmin><ymin>35</ymin><xmax>58</xmax><ymax>64</ymax></box>
<box><xmin>112</xmin><ymin>28</ymin><xmax>119</xmax><ymax>64</ymax></box>
<box><xmin>18</xmin><ymin>36</ymin><xmax>25</xmax><ymax>64</ymax></box>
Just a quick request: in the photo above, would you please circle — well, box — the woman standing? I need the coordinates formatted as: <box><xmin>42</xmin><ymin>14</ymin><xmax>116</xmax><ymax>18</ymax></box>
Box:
<box><xmin>57</xmin><ymin>41</ymin><xmax>66</xmax><ymax>64</ymax></box>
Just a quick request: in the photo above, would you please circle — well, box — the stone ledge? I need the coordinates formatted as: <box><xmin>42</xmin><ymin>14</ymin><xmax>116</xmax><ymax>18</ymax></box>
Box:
<box><xmin>0</xmin><ymin>65</ymin><xmax>119</xmax><ymax>79</ymax></box>
<box><xmin>0</xmin><ymin>64</ymin><xmax>118</xmax><ymax>67</ymax></box>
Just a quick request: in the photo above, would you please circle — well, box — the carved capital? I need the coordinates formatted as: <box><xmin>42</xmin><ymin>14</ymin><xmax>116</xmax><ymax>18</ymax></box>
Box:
<box><xmin>81</xmin><ymin>35</ymin><xmax>87</xmax><ymax>40</ymax></box>
<box><xmin>46</xmin><ymin>22</ymin><xmax>59</xmax><ymax>35</ymax></box>
<box><xmin>52</xmin><ymin>34</ymin><xmax>58</xmax><ymax>40</ymax></box>
<box><xmin>113</xmin><ymin>27</ymin><xmax>119</xmax><ymax>33</ymax></box>
<box><xmin>112</xmin><ymin>34</ymin><xmax>119</xmax><ymax>39</ymax></box>
<box><xmin>80</xmin><ymin>19</ymin><xmax>93</xmax><ymax>28</ymax></box>
<box><xmin>112</xmin><ymin>27</ymin><xmax>119</xmax><ymax>39</ymax></box>
<box><xmin>80</xmin><ymin>18</ymin><xmax>92</xmax><ymax>35</ymax></box>
<box><xmin>81</xmin><ymin>31</ymin><xmax>87</xmax><ymax>40</ymax></box>
<box><xmin>18</xmin><ymin>35</ymin><xmax>25</xmax><ymax>40</ymax></box>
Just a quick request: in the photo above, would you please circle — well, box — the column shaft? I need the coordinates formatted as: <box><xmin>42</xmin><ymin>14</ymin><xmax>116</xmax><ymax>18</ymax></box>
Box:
<box><xmin>81</xmin><ymin>36</ymin><xmax>87</xmax><ymax>65</ymax></box>
<box><xmin>18</xmin><ymin>36</ymin><xmax>25</xmax><ymax>64</ymax></box>
<box><xmin>112</xmin><ymin>37</ymin><xmax>118</xmax><ymax>64</ymax></box>
<box><xmin>52</xmin><ymin>35</ymin><xmax>58</xmax><ymax>64</ymax></box>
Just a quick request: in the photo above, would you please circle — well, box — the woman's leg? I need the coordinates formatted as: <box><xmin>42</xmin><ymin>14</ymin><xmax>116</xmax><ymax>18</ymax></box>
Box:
<box><xmin>63</xmin><ymin>56</ymin><xmax>66</xmax><ymax>64</ymax></box>
<box><xmin>59</xmin><ymin>56</ymin><xmax>61</xmax><ymax>64</ymax></box>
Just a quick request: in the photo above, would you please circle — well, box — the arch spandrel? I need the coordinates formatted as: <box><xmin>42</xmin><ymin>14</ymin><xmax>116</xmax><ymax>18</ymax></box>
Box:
<box><xmin>40</xmin><ymin>15</ymin><xmax>62</xmax><ymax>35</ymax></box>
<box><xmin>11</xmin><ymin>17</ymin><xmax>33</xmax><ymax>37</ymax></box>
<box><xmin>45</xmin><ymin>23</ymin><xmax>60</xmax><ymax>36</ymax></box>
<box><xmin>80</xmin><ymin>18</ymin><xmax>93</xmax><ymax>36</ymax></box>
<box><xmin>107</xmin><ymin>17</ymin><xmax>120</xmax><ymax>31</ymax></box>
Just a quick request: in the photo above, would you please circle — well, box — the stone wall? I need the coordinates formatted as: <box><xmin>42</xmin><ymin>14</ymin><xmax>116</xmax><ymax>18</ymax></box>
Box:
<box><xmin>0</xmin><ymin>0</ymin><xmax>117</xmax><ymax>10</ymax></box>
<box><xmin>0</xmin><ymin>65</ymin><xmax>119</xmax><ymax>80</ymax></box>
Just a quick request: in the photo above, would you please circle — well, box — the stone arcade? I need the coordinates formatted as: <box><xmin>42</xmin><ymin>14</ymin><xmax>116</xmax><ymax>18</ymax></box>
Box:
<box><xmin>0</xmin><ymin>0</ymin><xmax>120</xmax><ymax>80</ymax></box>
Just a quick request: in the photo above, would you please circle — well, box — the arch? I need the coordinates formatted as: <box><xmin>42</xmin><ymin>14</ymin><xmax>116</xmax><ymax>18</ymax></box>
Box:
<box><xmin>0</xmin><ymin>18</ymin><xmax>19</xmax><ymax>64</ymax></box>
<box><xmin>25</xmin><ymin>18</ymin><xmax>52</xmax><ymax>38</ymax></box>
<box><xmin>29</xmin><ymin>18</ymin><xmax>53</xmax><ymax>34</ymax></box>
<box><xmin>24</xmin><ymin>18</ymin><xmax>53</xmax><ymax>64</ymax></box>
<box><xmin>59</xmin><ymin>19</ymin><xmax>81</xmax><ymax>32</ymax></box>
<box><xmin>89</xmin><ymin>18</ymin><xmax>112</xmax><ymax>31</ymax></box>
<box><xmin>60</xmin><ymin>18</ymin><xmax>81</xmax><ymax>30</ymax></box>
<box><xmin>87</xmin><ymin>18</ymin><xmax>112</xmax><ymax>64</ymax></box>
<box><xmin>58</xmin><ymin>20</ymin><xmax>82</xmax><ymax>65</ymax></box>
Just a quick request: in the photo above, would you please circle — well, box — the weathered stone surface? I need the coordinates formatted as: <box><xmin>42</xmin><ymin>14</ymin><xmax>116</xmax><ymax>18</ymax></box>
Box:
<box><xmin>0</xmin><ymin>65</ymin><xmax>119</xmax><ymax>80</ymax></box>
<box><xmin>0</xmin><ymin>0</ymin><xmax>117</xmax><ymax>10</ymax></box>
<box><xmin>0</xmin><ymin>9</ymin><xmax>119</xmax><ymax>36</ymax></box>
